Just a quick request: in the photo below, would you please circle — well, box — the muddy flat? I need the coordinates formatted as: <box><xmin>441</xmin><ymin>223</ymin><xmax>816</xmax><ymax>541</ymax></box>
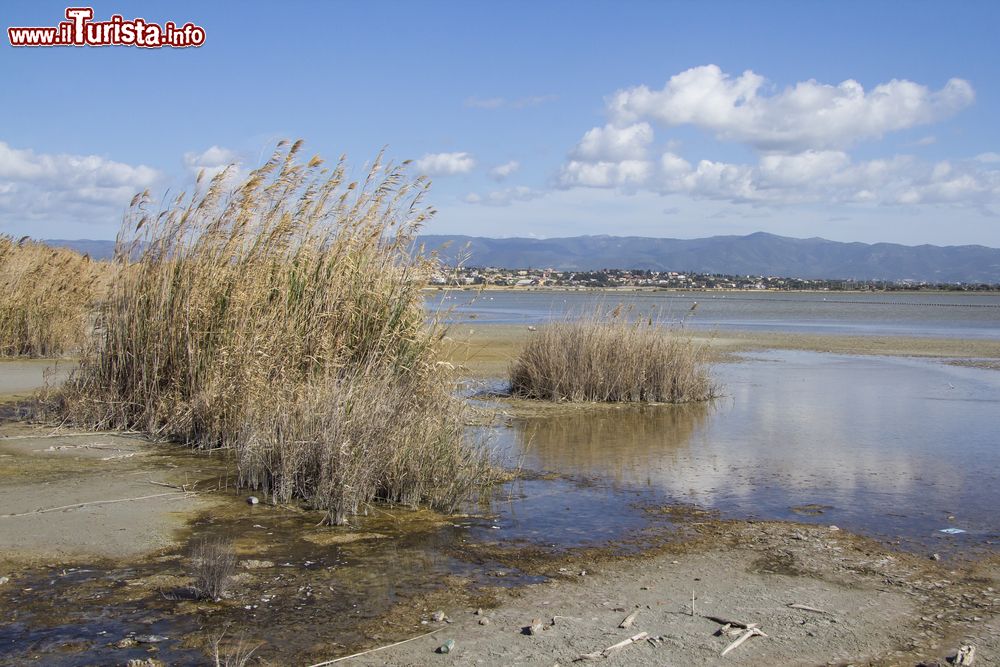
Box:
<box><xmin>0</xmin><ymin>420</ymin><xmax>223</xmax><ymax>563</ymax></box>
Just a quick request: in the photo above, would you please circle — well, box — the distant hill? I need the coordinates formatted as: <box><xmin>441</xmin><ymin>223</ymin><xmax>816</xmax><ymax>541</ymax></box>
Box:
<box><xmin>44</xmin><ymin>233</ymin><xmax>1000</xmax><ymax>283</ymax></box>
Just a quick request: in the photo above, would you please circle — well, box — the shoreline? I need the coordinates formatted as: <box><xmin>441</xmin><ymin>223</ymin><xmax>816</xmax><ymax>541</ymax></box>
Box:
<box><xmin>441</xmin><ymin>323</ymin><xmax>1000</xmax><ymax>380</ymax></box>
<box><xmin>1</xmin><ymin>326</ymin><xmax>998</xmax><ymax>664</ymax></box>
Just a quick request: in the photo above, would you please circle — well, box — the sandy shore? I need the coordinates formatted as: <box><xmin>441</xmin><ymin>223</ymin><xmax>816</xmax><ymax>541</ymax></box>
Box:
<box><xmin>441</xmin><ymin>323</ymin><xmax>1000</xmax><ymax>378</ymax></box>
<box><xmin>352</xmin><ymin>522</ymin><xmax>999</xmax><ymax>666</ymax></box>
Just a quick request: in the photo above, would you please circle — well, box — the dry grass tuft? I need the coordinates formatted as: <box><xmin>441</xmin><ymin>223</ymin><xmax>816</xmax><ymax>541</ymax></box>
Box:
<box><xmin>0</xmin><ymin>236</ymin><xmax>108</xmax><ymax>357</ymax></box>
<box><xmin>211</xmin><ymin>631</ymin><xmax>261</xmax><ymax>667</ymax></box>
<box><xmin>509</xmin><ymin>307</ymin><xmax>717</xmax><ymax>403</ymax></box>
<box><xmin>190</xmin><ymin>536</ymin><xmax>236</xmax><ymax>601</ymax></box>
<box><xmin>44</xmin><ymin>141</ymin><xmax>497</xmax><ymax>523</ymax></box>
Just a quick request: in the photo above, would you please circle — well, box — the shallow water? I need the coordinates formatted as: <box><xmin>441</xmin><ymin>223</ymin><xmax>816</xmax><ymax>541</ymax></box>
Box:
<box><xmin>4</xmin><ymin>347</ymin><xmax>998</xmax><ymax>662</ymax></box>
<box><xmin>428</xmin><ymin>290</ymin><xmax>1000</xmax><ymax>339</ymax></box>
<box><xmin>488</xmin><ymin>351</ymin><xmax>1000</xmax><ymax>555</ymax></box>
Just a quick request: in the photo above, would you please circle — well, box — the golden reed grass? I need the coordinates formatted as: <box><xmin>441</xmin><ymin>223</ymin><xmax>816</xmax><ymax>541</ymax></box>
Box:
<box><xmin>0</xmin><ymin>236</ymin><xmax>108</xmax><ymax>357</ymax></box>
<box><xmin>509</xmin><ymin>306</ymin><xmax>717</xmax><ymax>403</ymax></box>
<box><xmin>45</xmin><ymin>141</ymin><xmax>497</xmax><ymax>524</ymax></box>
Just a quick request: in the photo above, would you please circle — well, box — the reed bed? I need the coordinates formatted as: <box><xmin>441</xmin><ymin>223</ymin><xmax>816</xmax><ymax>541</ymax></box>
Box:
<box><xmin>46</xmin><ymin>141</ymin><xmax>497</xmax><ymax>524</ymax></box>
<box><xmin>0</xmin><ymin>236</ymin><xmax>108</xmax><ymax>357</ymax></box>
<box><xmin>509</xmin><ymin>307</ymin><xmax>717</xmax><ymax>403</ymax></box>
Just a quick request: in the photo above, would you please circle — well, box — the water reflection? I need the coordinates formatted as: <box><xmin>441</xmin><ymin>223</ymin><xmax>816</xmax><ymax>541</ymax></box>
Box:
<box><xmin>495</xmin><ymin>351</ymin><xmax>1000</xmax><ymax>551</ymax></box>
<box><xmin>518</xmin><ymin>403</ymin><xmax>709</xmax><ymax>486</ymax></box>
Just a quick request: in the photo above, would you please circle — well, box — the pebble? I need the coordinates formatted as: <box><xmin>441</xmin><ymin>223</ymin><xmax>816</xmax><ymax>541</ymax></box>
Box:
<box><xmin>527</xmin><ymin>618</ymin><xmax>544</xmax><ymax>635</ymax></box>
<box><xmin>431</xmin><ymin>610</ymin><xmax>446</xmax><ymax>622</ymax></box>
<box><xmin>0</xmin><ymin>576</ymin><xmax>8</xmax><ymax>586</ymax></box>
<box><xmin>930</xmin><ymin>553</ymin><xmax>941</xmax><ymax>561</ymax></box>
<box><xmin>247</xmin><ymin>496</ymin><xmax>259</xmax><ymax>505</ymax></box>
<box><xmin>478</xmin><ymin>617</ymin><xmax>490</xmax><ymax>626</ymax></box>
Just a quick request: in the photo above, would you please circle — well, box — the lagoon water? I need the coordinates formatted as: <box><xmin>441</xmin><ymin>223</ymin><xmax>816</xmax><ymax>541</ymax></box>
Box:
<box><xmin>439</xmin><ymin>290</ymin><xmax>1000</xmax><ymax>555</ymax></box>
<box><xmin>429</xmin><ymin>289</ymin><xmax>1000</xmax><ymax>339</ymax></box>
<box><xmin>483</xmin><ymin>351</ymin><xmax>1000</xmax><ymax>555</ymax></box>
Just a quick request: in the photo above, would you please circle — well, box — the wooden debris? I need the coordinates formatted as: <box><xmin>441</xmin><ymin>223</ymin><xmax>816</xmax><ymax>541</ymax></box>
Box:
<box><xmin>953</xmin><ymin>645</ymin><xmax>976</xmax><ymax>665</ymax></box>
<box><xmin>306</xmin><ymin>628</ymin><xmax>442</xmax><ymax>666</ymax></box>
<box><xmin>721</xmin><ymin>627</ymin><xmax>767</xmax><ymax>657</ymax></box>
<box><xmin>787</xmin><ymin>603</ymin><xmax>831</xmax><ymax>615</ymax></box>
<box><xmin>573</xmin><ymin>632</ymin><xmax>648</xmax><ymax>661</ymax></box>
<box><xmin>618</xmin><ymin>609</ymin><xmax>639</xmax><ymax>629</ymax></box>
<box><xmin>702</xmin><ymin>615</ymin><xmax>755</xmax><ymax>629</ymax></box>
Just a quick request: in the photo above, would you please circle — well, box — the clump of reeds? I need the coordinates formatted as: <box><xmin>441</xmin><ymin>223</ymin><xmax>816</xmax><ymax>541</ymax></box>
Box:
<box><xmin>509</xmin><ymin>306</ymin><xmax>717</xmax><ymax>403</ymax></box>
<box><xmin>190</xmin><ymin>536</ymin><xmax>237</xmax><ymax>601</ymax></box>
<box><xmin>0</xmin><ymin>236</ymin><xmax>108</xmax><ymax>357</ymax></box>
<box><xmin>45</xmin><ymin>141</ymin><xmax>497</xmax><ymax>524</ymax></box>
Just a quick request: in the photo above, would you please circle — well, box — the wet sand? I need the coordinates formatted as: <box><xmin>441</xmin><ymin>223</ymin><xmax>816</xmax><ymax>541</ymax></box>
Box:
<box><xmin>0</xmin><ymin>421</ymin><xmax>224</xmax><ymax>564</ymax></box>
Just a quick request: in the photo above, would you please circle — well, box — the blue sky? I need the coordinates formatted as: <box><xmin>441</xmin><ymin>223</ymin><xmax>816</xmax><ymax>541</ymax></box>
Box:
<box><xmin>2</xmin><ymin>0</ymin><xmax>999</xmax><ymax>245</ymax></box>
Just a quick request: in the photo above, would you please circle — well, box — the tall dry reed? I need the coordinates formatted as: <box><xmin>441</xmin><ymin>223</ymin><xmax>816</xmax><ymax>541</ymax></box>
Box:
<box><xmin>509</xmin><ymin>307</ymin><xmax>717</xmax><ymax>403</ymax></box>
<box><xmin>0</xmin><ymin>236</ymin><xmax>108</xmax><ymax>357</ymax></box>
<box><xmin>47</xmin><ymin>141</ymin><xmax>496</xmax><ymax>523</ymax></box>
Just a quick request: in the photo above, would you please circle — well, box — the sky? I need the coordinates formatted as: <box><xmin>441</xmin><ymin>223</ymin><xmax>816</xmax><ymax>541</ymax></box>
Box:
<box><xmin>2</xmin><ymin>0</ymin><xmax>1000</xmax><ymax>246</ymax></box>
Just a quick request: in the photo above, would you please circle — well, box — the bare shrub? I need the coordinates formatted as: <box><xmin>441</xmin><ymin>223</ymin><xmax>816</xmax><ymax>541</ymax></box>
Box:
<box><xmin>509</xmin><ymin>307</ymin><xmax>717</xmax><ymax>403</ymax></box>
<box><xmin>0</xmin><ymin>236</ymin><xmax>108</xmax><ymax>357</ymax></box>
<box><xmin>45</xmin><ymin>141</ymin><xmax>497</xmax><ymax>523</ymax></box>
<box><xmin>190</xmin><ymin>537</ymin><xmax>236</xmax><ymax>601</ymax></box>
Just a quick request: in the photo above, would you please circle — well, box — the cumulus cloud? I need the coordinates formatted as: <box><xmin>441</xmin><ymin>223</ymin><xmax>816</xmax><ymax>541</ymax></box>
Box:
<box><xmin>571</xmin><ymin>123</ymin><xmax>653</xmax><ymax>162</ymax></box>
<box><xmin>183</xmin><ymin>145</ymin><xmax>239</xmax><ymax>180</ymax></box>
<box><xmin>558</xmin><ymin>159</ymin><xmax>653</xmax><ymax>188</ymax></box>
<box><xmin>463</xmin><ymin>185</ymin><xmax>542</xmax><ymax>207</ymax></box>
<box><xmin>607</xmin><ymin>64</ymin><xmax>974</xmax><ymax>152</ymax></box>
<box><xmin>489</xmin><ymin>160</ymin><xmax>520</xmax><ymax>181</ymax></box>
<box><xmin>553</xmin><ymin>65</ymin><xmax>993</xmax><ymax>211</ymax></box>
<box><xmin>0</xmin><ymin>141</ymin><xmax>160</xmax><ymax>229</ymax></box>
<box><xmin>414</xmin><ymin>152</ymin><xmax>476</xmax><ymax>176</ymax></box>
<box><xmin>654</xmin><ymin>150</ymin><xmax>1000</xmax><ymax>206</ymax></box>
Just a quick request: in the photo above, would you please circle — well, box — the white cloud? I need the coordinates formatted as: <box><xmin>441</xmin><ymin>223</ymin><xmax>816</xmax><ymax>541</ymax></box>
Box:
<box><xmin>0</xmin><ymin>141</ymin><xmax>160</xmax><ymax>230</ymax></box>
<box><xmin>183</xmin><ymin>145</ymin><xmax>239</xmax><ymax>180</ymax></box>
<box><xmin>558</xmin><ymin>159</ymin><xmax>653</xmax><ymax>188</ymax></box>
<box><xmin>463</xmin><ymin>185</ymin><xmax>541</xmax><ymax>207</ymax></box>
<box><xmin>608</xmin><ymin>64</ymin><xmax>974</xmax><ymax>152</ymax></box>
<box><xmin>653</xmin><ymin>149</ymin><xmax>1000</xmax><ymax>206</ymax></box>
<box><xmin>489</xmin><ymin>160</ymin><xmax>520</xmax><ymax>181</ymax></box>
<box><xmin>571</xmin><ymin>123</ymin><xmax>653</xmax><ymax>162</ymax></box>
<box><xmin>975</xmin><ymin>152</ymin><xmax>1000</xmax><ymax>164</ymax></box>
<box><xmin>414</xmin><ymin>152</ymin><xmax>476</xmax><ymax>176</ymax></box>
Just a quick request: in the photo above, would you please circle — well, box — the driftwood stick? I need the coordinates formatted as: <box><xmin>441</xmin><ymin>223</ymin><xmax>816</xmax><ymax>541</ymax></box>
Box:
<box><xmin>306</xmin><ymin>628</ymin><xmax>443</xmax><ymax>666</ymax></box>
<box><xmin>721</xmin><ymin>628</ymin><xmax>766</xmax><ymax>657</ymax></box>
<box><xmin>702</xmin><ymin>615</ymin><xmax>754</xmax><ymax>629</ymax></box>
<box><xmin>574</xmin><ymin>632</ymin><xmax>648</xmax><ymax>662</ymax></box>
<box><xmin>787</xmin><ymin>603</ymin><xmax>831</xmax><ymax>615</ymax></box>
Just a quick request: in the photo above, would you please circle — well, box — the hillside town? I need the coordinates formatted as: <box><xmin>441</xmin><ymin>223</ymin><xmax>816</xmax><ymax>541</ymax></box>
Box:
<box><xmin>430</xmin><ymin>267</ymin><xmax>1000</xmax><ymax>291</ymax></box>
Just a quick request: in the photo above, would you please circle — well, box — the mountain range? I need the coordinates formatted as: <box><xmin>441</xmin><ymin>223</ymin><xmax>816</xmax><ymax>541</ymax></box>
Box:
<box><xmin>44</xmin><ymin>232</ymin><xmax>1000</xmax><ymax>283</ymax></box>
